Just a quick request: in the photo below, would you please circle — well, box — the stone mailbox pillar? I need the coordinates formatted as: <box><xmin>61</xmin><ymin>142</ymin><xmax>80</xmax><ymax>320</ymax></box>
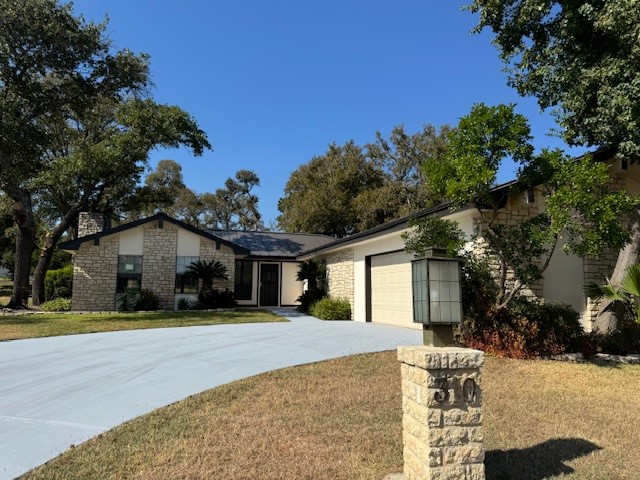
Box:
<box><xmin>397</xmin><ymin>346</ymin><xmax>485</xmax><ymax>480</ymax></box>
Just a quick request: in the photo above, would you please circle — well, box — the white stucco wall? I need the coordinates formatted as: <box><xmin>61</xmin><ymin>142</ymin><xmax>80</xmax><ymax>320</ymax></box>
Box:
<box><xmin>177</xmin><ymin>229</ymin><xmax>201</xmax><ymax>256</ymax></box>
<box><xmin>543</xmin><ymin>239</ymin><xmax>586</xmax><ymax>324</ymax></box>
<box><xmin>281</xmin><ymin>262</ymin><xmax>303</xmax><ymax>306</ymax></box>
<box><xmin>118</xmin><ymin>226</ymin><xmax>144</xmax><ymax>255</ymax></box>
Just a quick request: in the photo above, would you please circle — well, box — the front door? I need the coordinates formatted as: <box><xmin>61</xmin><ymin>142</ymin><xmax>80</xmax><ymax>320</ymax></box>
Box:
<box><xmin>260</xmin><ymin>263</ymin><xmax>279</xmax><ymax>306</ymax></box>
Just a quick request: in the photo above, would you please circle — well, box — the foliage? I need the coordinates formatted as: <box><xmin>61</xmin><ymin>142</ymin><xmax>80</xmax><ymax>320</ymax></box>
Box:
<box><xmin>296</xmin><ymin>260</ymin><xmax>326</xmax><ymax>291</ymax></box>
<box><xmin>403</xmin><ymin>217</ymin><xmax>466</xmax><ymax>258</ymax></box>
<box><xmin>117</xmin><ymin>289</ymin><xmax>161</xmax><ymax>311</ymax></box>
<box><xmin>186</xmin><ymin>260</ymin><xmax>229</xmax><ymax>295</ymax></box>
<box><xmin>598</xmin><ymin>322</ymin><xmax>640</xmax><ymax>355</ymax></box>
<box><xmin>278</xmin><ymin>124</ymin><xmax>450</xmax><ymax>235</ymax></box>
<box><xmin>309</xmin><ymin>297</ymin><xmax>352</xmax><ymax>320</ymax></box>
<box><xmin>40</xmin><ymin>298</ymin><xmax>72</xmax><ymax>312</ymax></box>
<box><xmin>422</xmin><ymin>103</ymin><xmax>633</xmax><ymax>310</ymax></box>
<box><xmin>44</xmin><ymin>265</ymin><xmax>73</xmax><ymax>301</ymax></box>
<box><xmin>196</xmin><ymin>288</ymin><xmax>237</xmax><ymax>310</ymax></box>
<box><xmin>296</xmin><ymin>289</ymin><xmax>326</xmax><ymax>313</ymax></box>
<box><xmin>468</xmin><ymin>0</ymin><xmax>640</xmax><ymax>158</ymax></box>
<box><xmin>461</xmin><ymin>298</ymin><xmax>584</xmax><ymax>358</ymax></box>
<box><xmin>176</xmin><ymin>298</ymin><xmax>194</xmax><ymax>311</ymax></box>
<box><xmin>585</xmin><ymin>264</ymin><xmax>640</xmax><ymax>325</ymax></box>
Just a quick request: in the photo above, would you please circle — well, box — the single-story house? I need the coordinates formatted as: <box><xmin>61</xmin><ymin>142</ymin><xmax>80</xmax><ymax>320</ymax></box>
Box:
<box><xmin>61</xmin><ymin>153</ymin><xmax>639</xmax><ymax>331</ymax></box>
<box><xmin>300</xmin><ymin>154</ymin><xmax>640</xmax><ymax>331</ymax></box>
<box><xmin>59</xmin><ymin>213</ymin><xmax>334</xmax><ymax>311</ymax></box>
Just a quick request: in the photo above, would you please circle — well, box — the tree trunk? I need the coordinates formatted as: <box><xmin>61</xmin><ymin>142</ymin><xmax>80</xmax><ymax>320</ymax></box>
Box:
<box><xmin>8</xmin><ymin>195</ymin><xmax>36</xmax><ymax>309</ymax></box>
<box><xmin>32</xmin><ymin>200</ymin><xmax>88</xmax><ymax>305</ymax></box>
<box><xmin>594</xmin><ymin>206</ymin><xmax>640</xmax><ymax>333</ymax></box>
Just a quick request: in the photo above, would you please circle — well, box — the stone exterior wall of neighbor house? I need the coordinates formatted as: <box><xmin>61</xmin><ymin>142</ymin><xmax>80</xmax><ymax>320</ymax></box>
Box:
<box><xmin>199</xmin><ymin>239</ymin><xmax>235</xmax><ymax>292</ymax></box>
<box><xmin>72</xmin><ymin>236</ymin><xmax>119</xmax><ymax>311</ymax></box>
<box><xmin>142</xmin><ymin>225</ymin><xmax>178</xmax><ymax>310</ymax></box>
<box><xmin>78</xmin><ymin>212</ymin><xmax>107</xmax><ymax>237</ymax></box>
<box><xmin>326</xmin><ymin>248</ymin><xmax>355</xmax><ymax>317</ymax></box>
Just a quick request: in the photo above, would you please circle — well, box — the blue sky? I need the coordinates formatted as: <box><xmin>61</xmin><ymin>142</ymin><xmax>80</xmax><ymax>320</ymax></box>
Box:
<box><xmin>71</xmin><ymin>1</ymin><xmax>586</xmax><ymax>226</ymax></box>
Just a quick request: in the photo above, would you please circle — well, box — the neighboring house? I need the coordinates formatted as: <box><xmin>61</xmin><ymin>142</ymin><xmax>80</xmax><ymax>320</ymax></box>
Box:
<box><xmin>299</xmin><ymin>155</ymin><xmax>640</xmax><ymax>331</ymax></box>
<box><xmin>59</xmin><ymin>213</ymin><xmax>334</xmax><ymax>311</ymax></box>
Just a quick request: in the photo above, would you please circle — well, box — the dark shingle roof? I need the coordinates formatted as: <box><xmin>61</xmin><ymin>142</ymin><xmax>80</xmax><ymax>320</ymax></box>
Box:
<box><xmin>211</xmin><ymin>230</ymin><xmax>334</xmax><ymax>258</ymax></box>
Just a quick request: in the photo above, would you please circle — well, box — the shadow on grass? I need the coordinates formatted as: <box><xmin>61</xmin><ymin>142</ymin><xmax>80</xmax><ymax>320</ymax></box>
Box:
<box><xmin>486</xmin><ymin>438</ymin><xmax>602</xmax><ymax>480</ymax></box>
<box><xmin>0</xmin><ymin>317</ymin><xmax>46</xmax><ymax>325</ymax></box>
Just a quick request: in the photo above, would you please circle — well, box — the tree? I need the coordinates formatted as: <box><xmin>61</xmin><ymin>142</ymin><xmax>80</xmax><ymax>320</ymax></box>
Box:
<box><xmin>296</xmin><ymin>260</ymin><xmax>326</xmax><ymax>291</ymax></box>
<box><xmin>418</xmin><ymin>103</ymin><xmax>633</xmax><ymax>311</ymax></box>
<box><xmin>585</xmin><ymin>264</ymin><xmax>640</xmax><ymax>326</ymax></box>
<box><xmin>278</xmin><ymin>141</ymin><xmax>384</xmax><ymax>236</ymax></box>
<box><xmin>31</xmin><ymin>98</ymin><xmax>210</xmax><ymax>305</ymax></box>
<box><xmin>467</xmin><ymin>0</ymin><xmax>640</xmax><ymax>328</ymax></box>
<box><xmin>0</xmin><ymin>0</ymin><xmax>149</xmax><ymax>307</ymax></box>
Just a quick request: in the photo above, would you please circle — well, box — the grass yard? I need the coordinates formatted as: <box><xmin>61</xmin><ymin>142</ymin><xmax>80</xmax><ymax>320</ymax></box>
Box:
<box><xmin>21</xmin><ymin>352</ymin><xmax>640</xmax><ymax>480</ymax></box>
<box><xmin>0</xmin><ymin>310</ymin><xmax>284</xmax><ymax>341</ymax></box>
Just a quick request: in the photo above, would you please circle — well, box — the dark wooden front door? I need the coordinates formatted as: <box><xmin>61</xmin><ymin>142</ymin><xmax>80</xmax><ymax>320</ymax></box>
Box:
<box><xmin>260</xmin><ymin>264</ymin><xmax>279</xmax><ymax>306</ymax></box>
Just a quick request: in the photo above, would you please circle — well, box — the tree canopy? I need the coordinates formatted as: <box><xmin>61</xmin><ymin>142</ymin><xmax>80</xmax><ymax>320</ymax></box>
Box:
<box><xmin>468</xmin><ymin>0</ymin><xmax>640</xmax><ymax>158</ymax></box>
<box><xmin>277</xmin><ymin>125</ymin><xmax>450</xmax><ymax>236</ymax></box>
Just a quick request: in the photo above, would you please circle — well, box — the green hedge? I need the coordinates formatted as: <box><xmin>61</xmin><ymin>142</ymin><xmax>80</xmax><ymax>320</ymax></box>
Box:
<box><xmin>310</xmin><ymin>297</ymin><xmax>351</xmax><ymax>320</ymax></box>
<box><xmin>41</xmin><ymin>298</ymin><xmax>72</xmax><ymax>311</ymax></box>
<box><xmin>45</xmin><ymin>265</ymin><xmax>73</xmax><ymax>300</ymax></box>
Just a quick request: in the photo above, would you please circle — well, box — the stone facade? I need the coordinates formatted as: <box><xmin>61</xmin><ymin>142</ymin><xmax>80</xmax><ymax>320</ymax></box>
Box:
<box><xmin>398</xmin><ymin>346</ymin><xmax>485</xmax><ymax>480</ymax></box>
<box><xmin>325</xmin><ymin>248</ymin><xmax>354</xmax><ymax>318</ymax></box>
<box><xmin>200</xmin><ymin>239</ymin><xmax>235</xmax><ymax>292</ymax></box>
<box><xmin>142</xmin><ymin>225</ymin><xmax>178</xmax><ymax>310</ymax></box>
<box><xmin>72</xmin><ymin>236</ymin><xmax>119</xmax><ymax>311</ymax></box>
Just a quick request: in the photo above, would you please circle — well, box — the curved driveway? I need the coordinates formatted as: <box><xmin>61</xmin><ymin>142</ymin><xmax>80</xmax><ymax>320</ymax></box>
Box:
<box><xmin>0</xmin><ymin>309</ymin><xmax>421</xmax><ymax>479</ymax></box>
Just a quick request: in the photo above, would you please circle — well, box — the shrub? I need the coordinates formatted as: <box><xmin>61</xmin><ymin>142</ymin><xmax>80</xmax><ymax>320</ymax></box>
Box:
<box><xmin>296</xmin><ymin>288</ymin><xmax>326</xmax><ymax>313</ymax></box>
<box><xmin>310</xmin><ymin>297</ymin><xmax>351</xmax><ymax>320</ymax></box>
<box><xmin>45</xmin><ymin>265</ymin><xmax>73</xmax><ymax>300</ymax></box>
<box><xmin>41</xmin><ymin>297</ymin><xmax>72</xmax><ymax>311</ymax></box>
<box><xmin>461</xmin><ymin>298</ymin><xmax>584</xmax><ymax>358</ymax></box>
<box><xmin>598</xmin><ymin>321</ymin><xmax>640</xmax><ymax>355</ymax></box>
<box><xmin>117</xmin><ymin>289</ymin><xmax>161</xmax><ymax>311</ymax></box>
<box><xmin>197</xmin><ymin>288</ymin><xmax>237</xmax><ymax>309</ymax></box>
<box><xmin>176</xmin><ymin>298</ymin><xmax>194</xmax><ymax>311</ymax></box>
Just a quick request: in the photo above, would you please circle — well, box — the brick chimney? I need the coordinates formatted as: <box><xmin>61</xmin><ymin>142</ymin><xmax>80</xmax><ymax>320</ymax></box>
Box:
<box><xmin>78</xmin><ymin>212</ymin><xmax>108</xmax><ymax>238</ymax></box>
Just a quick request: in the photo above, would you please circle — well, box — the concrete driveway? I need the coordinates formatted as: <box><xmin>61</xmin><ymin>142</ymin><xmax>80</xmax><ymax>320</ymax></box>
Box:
<box><xmin>0</xmin><ymin>309</ymin><xmax>421</xmax><ymax>479</ymax></box>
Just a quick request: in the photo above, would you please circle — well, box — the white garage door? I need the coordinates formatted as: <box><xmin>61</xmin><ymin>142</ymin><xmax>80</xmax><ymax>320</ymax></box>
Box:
<box><xmin>370</xmin><ymin>251</ymin><xmax>418</xmax><ymax>329</ymax></box>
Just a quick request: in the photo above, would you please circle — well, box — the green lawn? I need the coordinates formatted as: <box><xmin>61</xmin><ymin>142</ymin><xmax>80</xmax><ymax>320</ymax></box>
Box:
<box><xmin>21</xmin><ymin>352</ymin><xmax>640</xmax><ymax>480</ymax></box>
<box><xmin>0</xmin><ymin>310</ymin><xmax>285</xmax><ymax>341</ymax></box>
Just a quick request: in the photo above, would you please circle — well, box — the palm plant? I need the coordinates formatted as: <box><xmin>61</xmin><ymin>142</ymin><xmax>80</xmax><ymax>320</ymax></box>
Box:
<box><xmin>296</xmin><ymin>260</ymin><xmax>325</xmax><ymax>291</ymax></box>
<box><xmin>585</xmin><ymin>264</ymin><xmax>640</xmax><ymax>325</ymax></box>
<box><xmin>186</xmin><ymin>259</ymin><xmax>229</xmax><ymax>295</ymax></box>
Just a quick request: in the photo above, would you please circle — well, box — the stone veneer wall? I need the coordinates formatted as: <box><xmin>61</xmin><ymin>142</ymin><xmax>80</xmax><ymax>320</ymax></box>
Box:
<box><xmin>142</xmin><ymin>225</ymin><xmax>178</xmax><ymax>310</ymax></box>
<box><xmin>325</xmin><ymin>248</ymin><xmax>354</xmax><ymax>318</ymax></box>
<box><xmin>200</xmin><ymin>239</ymin><xmax>235</xmax><ymax>292</ymax></box>
<box><xmin>582</xmin><ymin>169</ymin><xmax>628</xmax><ymax>327</ymax></box>
<box><xmin>471</xmin><ymin>192</ymin><xmax>545</xmax><ymax>302</ymax></box>
<box><xmin>72</xmin><ymin>236</ymin><xmax>119</xmax><ymax>311</ymax></box>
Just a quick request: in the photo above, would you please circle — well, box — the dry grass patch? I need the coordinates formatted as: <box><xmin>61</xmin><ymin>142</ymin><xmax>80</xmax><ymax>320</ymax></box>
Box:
<box><xmin>0</xmin><ymin>310</ymin><xmax>284</xmax><ymax>341</ymax></box>
<box><xmin>22</xmin><ymin>353</ymin><xmax>640</xmax><ymax>480</ymax></box>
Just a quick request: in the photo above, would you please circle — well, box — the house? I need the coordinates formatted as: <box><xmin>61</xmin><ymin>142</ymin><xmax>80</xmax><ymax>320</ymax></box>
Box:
<box><xmin>299</xmin><ymin>154</ymin><xmax>640</xmax><ymax>331</ymax></box>
<box><xmin>58</xmin><ymin>213</ymin><xmax>334</xmax><ymax>311</ymax></box>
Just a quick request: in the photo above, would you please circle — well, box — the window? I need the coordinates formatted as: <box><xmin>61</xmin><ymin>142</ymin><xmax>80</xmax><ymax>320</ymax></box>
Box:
<box><xmin>175</xmin><ymin>256</ymin><xmax>199</xmax><ymax>294</ymax></box>
<box><xmin>234</xmin><ymin>260</ymin><xmax>253</xmax><ymax>300</ymax></box>
<box><xmin>117</xmin><ymin>255</ymin><xmax>143</xmax><ymax>293</ymax></box>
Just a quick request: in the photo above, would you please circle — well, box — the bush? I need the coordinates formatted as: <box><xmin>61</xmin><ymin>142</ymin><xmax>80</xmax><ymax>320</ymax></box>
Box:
<box><xmin>45</xmin><ymin>265</ymin><xmax>73</xmax><ymax>300</ymax></box>
<box><xmin>176</xmin><ymin>297</ymin><xmax>194</xmax><ymax>311</ymax></box>
<box><xmin>117</xmin><ymin>289</ymin><xmax>161</xmax><ymax>311</ymax></box>
<box><xmin>296</xmin><ymin>288</ymin><xmax>326</xmax><ymax>313</ymax></box>
<box><xmin>598</xmin><ymin>321</ymin><xmax>640</xmax><ymax>355</ymax></box>
<box><xmin>461</xmin><ymin>298</ymin><xmax>584</xmax><ymax>358</ymax></box>
<box><xmin>41</xmin><ymin>297</ymin><xmax>72</xmax><ymax>311</ymax></box>
<box><xmin>310</xmin><ymin>297</ymin><xmax>351</xmax><ymax>320</ymax></box>
<box><xmin>196</xmin><ymin>288</ymin><xmax>237</xmax><ymax>309</ymax></box>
